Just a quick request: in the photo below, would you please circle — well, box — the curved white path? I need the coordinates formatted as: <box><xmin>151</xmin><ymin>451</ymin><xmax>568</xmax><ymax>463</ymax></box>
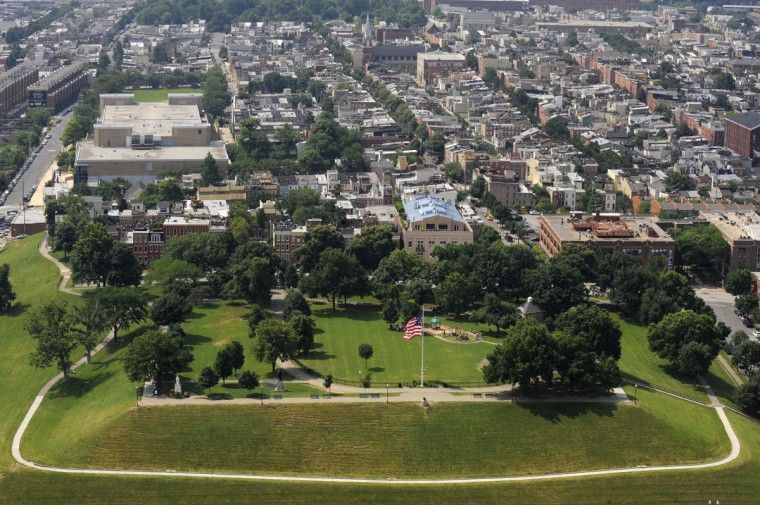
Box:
<box><xmin>11</xmin><ymin>240</ymin><xmax>742</xmax><ymax>485</ymax></box>
<box><xmin>11</xmin><ymin>361</ymin><xmax>742</xmax><ymax>485</ymax></box>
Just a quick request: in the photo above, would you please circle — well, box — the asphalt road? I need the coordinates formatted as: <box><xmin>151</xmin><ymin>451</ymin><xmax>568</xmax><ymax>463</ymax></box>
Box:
<box><xmin>695</xmin><ymin>286</ymin><xmax>758</xmax><ymax>341</ymax></box>
<box><xmin>3</xmin><ymin>108</ymin><xmax>73</xmax><ymax>210</ymax></box>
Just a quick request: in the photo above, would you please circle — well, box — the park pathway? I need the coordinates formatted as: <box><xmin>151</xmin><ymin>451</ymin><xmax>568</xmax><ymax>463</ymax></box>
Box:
<box><xmin>10</xmin><ymin>239</ymin><xmax>744</xmax><ymax>485</ymax></box>
<box><xmin>718</xmin><ymin>353</ymin><xmax>745</xmax><ymax>385</ymax></box>
<box><xmin>38</xmin><ymin>236</ymin><xmax>80</xmax><ymax>296</ymax></box>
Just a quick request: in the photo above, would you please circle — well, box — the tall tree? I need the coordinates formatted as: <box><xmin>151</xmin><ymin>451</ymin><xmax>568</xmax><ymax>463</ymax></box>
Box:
<box><xmin>347</xmin><ymin>225</ymin><xmax>395</xmax><ymax>271</ymax></box>
<box><xmin>289</xmin><ymin>312</ymin><xmax>316</xmax><ymax>355</ymax></box>
<box><xmin>434</xmin><ymin>272</ymin><xmax>478</xmax><ymax>316</ymax></box>
<box><xmin>151</xmin><ymin>292</ymin><xmax>192</xmax><ymax>326</ymax></box>
<box><xmin>95</xmin><ymin>287</ymin><xmax>148</xmax><ymax>341</ymax></box>
<box><xmin>227</xmin><ymin>341</ymin><xmax>245</xmax><ymax>375</ymax></box>
<box><xmin>648</xmin><ymin>310</ymin><xmax>723</xmax><ymax>377</ymax></box>
<box><xmin>483</xmin><ymin>319</ymin><xmax>557</xmax><ymax>388</ymax></box>
<box><xmin>300</xmin><ymin>248</ymin><xmax>367</xmax><ymax>310</ymax></box>
<box><xmin>252</xmin><ymin>319</ymin><xmax>299</xmax><ymax>372</ymax></box>
<box><xmin>471</xmin><ymin>293</ymin><xmax>517</xmax><ymax>333</ymax></box>
<box><xmin>295</xmin><ymin>225</ymin><xmax>346</xmax><ymax>272</ymax></box>
<box><xmin>27</xmin><ymin>302</ymin><xmax>77</xmax><ymax>379</ymax></box>
<box><xmin>555</xmin><ymin>304</ymin><xmax>622</xmax><ymax>360</ymax></box>
<box><xmin>200</xmin><ymin>152</ymin><xmax>221</xmax><ymax>186</ymax></box>
<box><xmin>724</xmin><ymin>268</ymin><xmax>753</xmax><ymax>296</ymax></box>
<box><xmin>283</xmin><ymin>288</ymin><xmax>311</xmax><ymax>319</ymax></box>
<box><xmin>529</xmin><ymin>260</ymin><xmax>586</xmax><ymax>316</ymax></box>
<box><xmin>0</xmin><ymin>263</ymin><xmax>16</xmax><ymax>312</ymax></box>
<box><xmin>70</xmin><ymin>298</ymin><xmax>107</xmax><ymax>363</ymax></box>
<box><xmin>214</xmin><ymin>347</ymin><xmax>234</xmax><ymax>384</ymax></box>
<box><xmin>358</xmin><ymin>343</ymin><xmax>374</xmax><ymax>369</ymax></box>
<box><xmin>123</xmin><ymin>328</ymin><xmax>193</xmax><ymax>387</ymax></box>
<box><xmin>107</xmin><ymin>242</ymin><xmax>142</xmax><ymax>286</ymax></box>
<box><xmin>224</xmin><ymin>256</ymin><xmax>275</xmax><ymax>307</ymax></box>
<box><xmin>71</xmin><ymin>222</ymin><xmax>114</xmax><ymax>286</ymax></box>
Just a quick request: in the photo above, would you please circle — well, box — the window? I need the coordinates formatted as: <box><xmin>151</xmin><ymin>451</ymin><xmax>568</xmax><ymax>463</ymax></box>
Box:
<box><xmin>453</xmin><ymin>224</ymin><xmax>459</xmax><ymax>231</ymax></box>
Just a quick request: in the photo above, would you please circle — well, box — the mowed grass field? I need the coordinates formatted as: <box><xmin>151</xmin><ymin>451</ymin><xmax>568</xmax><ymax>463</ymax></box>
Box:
<box><xmin>299</xmin><ymin>302</ymin><xmax>492</xmax><ymax>385</ymax></box>
<box><xmin>23</xmin><ymin>388</ymin><xmax>727</xmax><ymax>478</ymax></box>
<box><xmin>131</xmin><ymin>87</ymin><xmax>199</xmax><ymax>102</ymax></box>
<box><xmin>0</xmin><ymin>235</ymin><xmax>76</xmax><ymax>470</ymax></box>
<box><xmin>1</xmin><ymin>409</ymin><xmax>757</xmax><ymax>505</ymax></box>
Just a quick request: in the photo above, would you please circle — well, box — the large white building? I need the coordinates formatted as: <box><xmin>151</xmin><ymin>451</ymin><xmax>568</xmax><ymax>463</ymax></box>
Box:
<box><xmin>74</xmin><ymin>93</ymin><xmax>229</xmax><ymax>184</ymax></box>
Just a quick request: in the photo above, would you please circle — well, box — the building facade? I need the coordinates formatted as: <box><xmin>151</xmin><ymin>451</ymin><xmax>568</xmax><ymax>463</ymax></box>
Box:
<box><xmin>401</xmin><ymin>195</ymin><xmax>473</xmax><ymax>261</ymax></box>
<box><xmin>28</xmin><ymin>60</ymin><xmax>88</xmax><ymax>110</ymax></box>
<box><xmin>0</xmin><ymin>63</ymin><xmax>38</xmax><ymax>114</ymax></box>
<box><xmin>725</xmin><ymin>111</ymin><xmax>760</xmax><ymax>158</ymax></box>
<box><xmin>416</xmin><ymin>51</ymin><xmax>467</xmax><ymax>86</ymax></box>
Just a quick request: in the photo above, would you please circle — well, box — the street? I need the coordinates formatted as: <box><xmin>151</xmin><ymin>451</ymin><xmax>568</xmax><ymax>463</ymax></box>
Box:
<box><xmin>695</xmin><ymin>286</ymin><xmax>757</xmax><ymax>342</ymax></box>
<box><xmin>2</xmin><ymin>108</ymin><xmax>73</xmax><ymax>213</ymax></box>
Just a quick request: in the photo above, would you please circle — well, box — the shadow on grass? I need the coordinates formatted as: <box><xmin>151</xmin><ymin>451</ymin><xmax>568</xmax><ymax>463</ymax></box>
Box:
<box><xmin>304</xmin><ymin>349</ymin><xmax>336</xmax><ymax>361</ymax></box>
<box><xmin>48</xmin><ymin>371</ymin><xmax>114</xmax><ymax>399</ymax></box>
<box><xmin>184</xmin><ymin>332</ymin><xmax>213</xmax><ymax>346</ymax></box>
<box><xmin>514</xmin><ymin>400</ymin><xmax>617</xmax><ymax>423</ymax></box>
<box><xmin>369</xmin><ymin>367</ymin><xmax>385</xmax><ymax>373</ymax></box>
<box><xmin>6</xmin><ymin>301</ymin><xmax>30</xmax><ymax>316</ymax></box>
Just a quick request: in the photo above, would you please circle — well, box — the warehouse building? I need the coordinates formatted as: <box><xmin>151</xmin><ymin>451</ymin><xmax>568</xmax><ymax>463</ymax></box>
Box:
<box><xmin>73</xmin><ymin>93</ymin><xmax>229</xmax><ymax>184</ymax></box>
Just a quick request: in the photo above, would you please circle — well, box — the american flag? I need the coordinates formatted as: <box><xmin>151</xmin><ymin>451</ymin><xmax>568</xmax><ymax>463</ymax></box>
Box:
<box><xmin>403</xmin><ymin>314</ymin><xmax>423</xmax><ymax>340</ymax></box>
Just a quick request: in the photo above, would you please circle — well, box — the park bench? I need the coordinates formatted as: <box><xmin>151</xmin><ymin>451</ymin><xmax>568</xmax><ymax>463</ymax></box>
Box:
<box><xmin>473</xmin><ymin>393</ymin><xmax>482</xmax><ymax>398</ymax></box>
<box><xmin>273</xmin><ymin>394</ymin><xmax>282</xmax><ymax>400</ymax></box>
<box><xmin>322</xmin><ymin>394</ymin><xmax>332</xmax><ymax>399</ymax></box>
<box><xmin>485</xmin><ymin>393</ymin><xmax>496</xmax><ymax>398</ymax></box>
<box><xmin>370</xmin><ymin>393</ymin><xmax>380</xmax><ymax>399</ymax></box>
<box><xmin>359</xmin><ymin>393</ymin><xmax>368</xmax><ymax>398</ymax></box>
<box><xmin>310</xmin><ymin>394</ymin><xmax>320</xmax><ymax>399</ymax></box>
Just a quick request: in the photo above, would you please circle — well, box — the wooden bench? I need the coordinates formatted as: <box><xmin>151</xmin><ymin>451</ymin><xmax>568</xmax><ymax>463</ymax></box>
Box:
<box><xmin>473</xmin><ymin>393</ymin><xmax>483</xmax><ymax>398</ymax></box>
<box><xmin>359</xmin><ymin>393</ymin><xmax>369</xmax><ymax>399</ymax></box>
<box><xmin>370</xmin><ymin>393</ymin><xmax>381</xmax><ymax>399</ymax></box>
<box><xmin>310</xmin><ymin>394</ymin><xmax>320</xmax><ymax>399</ymax></box>
<box><xmin>273</xmin><ymin>394</ymin><xmax>282</xmax><ymax>400</ymax></box>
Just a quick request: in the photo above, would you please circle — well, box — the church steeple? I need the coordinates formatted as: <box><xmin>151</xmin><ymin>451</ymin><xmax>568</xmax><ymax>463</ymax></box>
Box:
<box><xmin>363</xmin><ymin>12</ymin><xmax>372</xmax><ymax>46</ymax></box>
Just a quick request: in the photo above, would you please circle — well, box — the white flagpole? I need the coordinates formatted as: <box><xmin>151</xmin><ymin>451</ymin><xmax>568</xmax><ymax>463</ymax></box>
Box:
<box><xmin>420</xmin><ymin>305</ymin><xmax>425</xmax><ymax>387</ymax></box>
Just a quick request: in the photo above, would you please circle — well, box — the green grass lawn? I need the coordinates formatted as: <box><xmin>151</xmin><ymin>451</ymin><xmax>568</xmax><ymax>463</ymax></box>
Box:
<box><xmin>299</xmin><ymin>302</ymin><xmax>492</xmax><ymax>385</ymax></box>
<box><xmin>0</xmin><ymin>235</ymin><xmax>77</xmax><ymax>471</ymax></box>
<box><xmin>131</xmin><ymin>87</ymin><xmax>199</xmax><ymax>102</ymax></box>
<box><xmin>616</xmin><ymin>315</ymin><xmax>709</xmax><ymax>402</ymax></box>
<box><xmin>23</xmin><ymin>388</ymin><xmax>727</xmax><ymax>478</ymax></box>
<box><xmin>0</xmin><ymin>408</ymin><xmax>756</xmax><ymax>504</ymax></box>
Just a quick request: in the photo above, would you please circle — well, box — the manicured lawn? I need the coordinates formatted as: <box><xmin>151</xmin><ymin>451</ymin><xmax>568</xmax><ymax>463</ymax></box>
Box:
<box><xmin>1</xmin><ymin>408</ymin><xmax>757</xmax><ymax>504</ymax></box>
<box><xmin>23</xmin><ymin>388</ymin><xmax>727</xmax><ymax>478</ymax></box>
<box><xmin>0</xmin><ymin>234</ymin><xmax>77</xmax><ymax>470</ymax></box>
<box><xmin>131</xmin><ymin>87</ymin><xmax>200</xmax><ymax>102</ymax></box>
<box><xmin>300</xmin><ymin>302</ymin><xmax>492</xmax><ymax>385</ymax></box>
<box><xmin>616</xmin><ymin>315</ymin><xmax>709</xmax><ymax>402</ymax></box>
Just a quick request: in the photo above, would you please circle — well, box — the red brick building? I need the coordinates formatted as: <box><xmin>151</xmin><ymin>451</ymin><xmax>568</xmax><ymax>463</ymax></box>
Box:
<box><xmin>725</xmin><ymin>111</ymin><xmax>760</xmax><ymax>158</ymax></box>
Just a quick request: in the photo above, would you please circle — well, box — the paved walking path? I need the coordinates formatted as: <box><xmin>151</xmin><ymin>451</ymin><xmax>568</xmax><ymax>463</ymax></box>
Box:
<box><xmin>718</xmin><ymin>353</ymin><xmax>745</xmax><ymax>386</ymax></box>
<box><xmin>11</xmin><ymin>244</ymin><xmax>742</xmax><ymax>484</ymax></box>
<box><xmin>38</xmin><ymin>236</ymin><xmax>80</xmax><ymax>296</ymax></box>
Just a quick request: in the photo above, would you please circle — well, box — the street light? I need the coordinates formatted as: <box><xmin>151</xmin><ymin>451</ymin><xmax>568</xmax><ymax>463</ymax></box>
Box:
<box><xmin>386</xmin><ymin>383</ymin><xmax>389</xmax><ymax>404</ymax></box>
<box><xmin>260</xmin><ymin>384</ymin><xmax>264</xmax><ymax>405</ymax></box>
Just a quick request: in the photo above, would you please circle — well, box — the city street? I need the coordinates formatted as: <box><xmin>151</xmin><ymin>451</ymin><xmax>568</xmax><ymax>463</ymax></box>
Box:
<box><xmin>695</xmin><ymin>286</ymin><xmax>757</xmax><ymax>342</ymax></box>
<box><xmin>2</xmin><ymin>108</ymin><xmax>73</xmax><ymax>212</ymax></box>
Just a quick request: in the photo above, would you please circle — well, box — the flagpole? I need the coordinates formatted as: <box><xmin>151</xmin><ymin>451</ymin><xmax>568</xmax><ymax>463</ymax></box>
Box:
<box><xmin>421</xmin><ymin>305</ymin><xmax>425</xmax><ymax>387</ymax></box>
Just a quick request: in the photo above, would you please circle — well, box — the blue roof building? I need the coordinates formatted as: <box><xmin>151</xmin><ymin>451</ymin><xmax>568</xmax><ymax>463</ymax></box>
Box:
<box><xmin>402</xmin><ymin>195</ymin><xmax>473</xmax><ymax>261</ymax></box>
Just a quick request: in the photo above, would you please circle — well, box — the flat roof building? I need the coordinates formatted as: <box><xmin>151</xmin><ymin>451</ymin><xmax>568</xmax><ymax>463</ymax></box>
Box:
<box><xmin>699</xmin><ymin>211</ymin><xmax>760</xmax><ymax>270</ymax></box>
<box><xmin>725</xmin><ymin>111</ymin><xmax>760</xmax><ymax>158</ymax></box>
<box><xmin>536</xmin><ymin>21</ymin><xmax>653</xmax><ymax>35</ymax></box>
<box><xmin>74</xmin><ymin>93</ymin><xmax>229</xmax><ymax>184</ymax></box>
<box><xmin>0</xmin><ymin>62</ymin><xmax>38</xmax><ymax>114</ymax></box>
<box><xmin>28</xmin><ymin>60</ymin><xmax>87</xmax><ymax>111</ymax></box>
<box><xmin>539</xmin><ymin>213</ymin><xmax>675</xmax><ymax>266</ymax></box>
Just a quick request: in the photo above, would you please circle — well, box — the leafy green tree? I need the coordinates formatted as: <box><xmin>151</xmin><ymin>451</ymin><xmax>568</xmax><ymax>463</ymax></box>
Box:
<box><xmin>544</xmin><ymin>116</ymin><xmax>569</xmax><ymax>140</ymax></box>
<box><xmin>165</xmin><ymin>231</ymin><xmax>235</xmax><ymax>273</ymax></box>
<box><xmin>214</xmin><ymin>347</ymin><xmax>234</xmax><ymax>384</ymax></box>
<box><xmin>609</xmin><ymin>265</ymin><xmax>656</xmax><ymax>318</ymax></box>
<box><xmin>358</xmin><ymin>343</ymin><xmax>374</xmax><ymax>369</ymax></box>
<box><xmin>647</xmin><ymin>310</ymin><xmax>723</xmax><ymax>377</ymax></box>
<box><xmin>224</xmin><ymin>256</ymin><xmax>275</xmax><ymax>307</ymax></box>
<box><xmin>0</xmin><ymin>263</ymin><xmax>16</xmax><ymax>312</ymax></box>
<box><xmin>442</xmin><ymin>162</ymin><xmax>464</xmax><ymax>182</ymax></box>
<box><xmin>639</xmin><ymin>288</ymin><xmax>679</xmax><ymax>324</ymax></box>
<box><xmin>227</xmin><ymin>341</ymin><xmax>245</xmax><ymax>375</ymax></box>
<box><xmin>123</xmin><ymin>326</ymin><xmax>192</xmax><ymax>388</ymax></box>
<box><xmin>274</xmin><ymin>124</ymin><xmax>301</xmax><ymax>155</ymax></box>
<box><xmin>201</xmin><ymin>152</ymin><xmax>221</xmax><ymax>186</ymax></box>
<box><xmin>732</xmin><ymin>339</ymin><xmax>760</xmax><ymax>373</ymax></box>
<box><xmin>247</xmin><ymin>304</ymin><xmax>267</xmax><ymax>334</ymax></box>
<box><xmin>151</xmin><ymin>292</ymin><xmax>192</xmax><ymax>326</ymax></box>
<box><xmin>347</xmin><ymin>225</ymin><xmax>395</xmax><ymax>271</ymax></box>
<box><xmin>473</xmin><ymin>226</ymin><xmax>500</xmax><ymax>244</ymax></box>
<box><xmin>27</xmin><ymin>302</ymin><xmax>77</xmax><ymax>379</ymax></box>
<box><xmin>289</xmin><ymin>312</ymin><xmax>316</xmax><ymax>355</ymax></box>
<box><xmin>470</xmin><ymin>176</ymin><xmax>486</xmax><ymax>199</ymax></box>
<box><xmin>340</xmin><ymin>143</ymin><xmax>368</xmax><ymax>172</ymax></box>
<box><xmin>483</xmin><ymin>319</ymin><xmax>557</xmax><ymax>388</ymax></box>
<box><xmin>113</xmin><ymin>40</ymin><xmax>124</xmax><ymax>69</ymax></box>
<box><xmin>295</xmin><ymin>225</ymin><xmax>346</xmax><ymax>272</ymax></box>
<box><xmin>198</xmin><ymin>366</ymin><xmax>219</xmax><ymax>394</ymax></box>
<box><xmin>238</xmin><ymin>370</ymin><xmax>259</xmax><ymax>394</ymax></box>
<box><xmin>145</xmin><ymin>258</ymin><xmax>201</xmax><ymax>286</ymax></box>
<box><xmin>95</xmin><ymin>287</ymin><xmax>148</xmax><ymax>341</ymax></box>
<box><xmin>252</xmin><ymin>319</ymin><xmax>299</xmax><ymax>372</ymax></box>
<box><xmin>71</xmin><ymin>222</ymin><xmax>114</xmax><ymax>286</ymax></box>
<box><xmin>736</xmin><ymin>293</ymin><xmax>759</xmax><ymax>318</ymax></box>
<box><xmin>283</xmin><ymin>288</ymin><xmax>311</xmax><ymax>319</ymax></box>
<box><xmin>663</xmin><ymin>171</ymin><xmax>696</xmax><ymax>192</ymax></box>
<box><xmin>371</xmin><ymin>250</ymin><xmax>429</xmax><ymax>300</ymax></box>
<box><xmin>434</xmin><ymin>272</ymin><xmax>478</xmax><ymax>316</ymax></box>
<box><xmin>471</xmin><ymin>293</ymin><xmax>517</xmax><ymax>333</ymax></box>
<box><xmin>300</xmin><ymin>248</ymin><xmax>367</xmax><ymax>310</ymax></box>
<box><xmin>202</xmin><ymin>66</ymin><xmax>230</xmax><ymax>118</ymax></box>
<box><xmin>733</xmin><ymin>374</ymin><xmax>760</xmax><ymax>417</ymax></box>
<box><xmin>725</xmin><ymin>268</ymin><xmax>753</xmax><ymax>296</ymax></box>
<box><xmin>53</xmin><ymin>220</ymin><xmax>78</xmax><ymax>259</ymax></box>
<box><xmin>70</xmin><ymin>298</ymin><xmax>107</xmax><ymax>363</ymax></box>
<box><xmin>529</xmin><ymin>260</ymin><xmax>586</xmax><ymax>316</ymax></box>
<box><xmin>555</xmin><ymin>304</ymin><xmax>622</xmax><ymax>360</ymax></box>
<box><xmin>238</xmin><ymin>118</ymin><xmax>273</xmax><ymax>160</ymax></box>
<box><xmin>554</xmin><ymin>332</ymin><xmax>621</xmax><ymax>391</ymax></box>
<box><xmin>97</xmin><ymin>49</ymin><xmax>111</xmax><ymax>71</ymax></box>
<box><xmin>107</xmin><ymin>242</ymin><xmax>142</xmax><ymax>287</ymax></box>
<box><xmin>382</xmin><ymin>288</ymin><xmax>401</xmax><ymax>328</ymax></box>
